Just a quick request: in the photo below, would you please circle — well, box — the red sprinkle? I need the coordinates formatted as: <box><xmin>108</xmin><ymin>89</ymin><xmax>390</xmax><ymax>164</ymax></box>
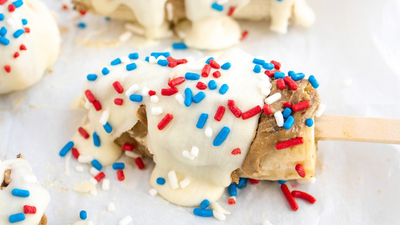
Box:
<box><xmin>4</xmin><ymin>65</ymin><xmax>11</xmax><ymax>73</ymax></box>
<box><xmin>196</xmin><ymin>82</ymin><xmax>207</xmax><ymax>90</ymax></box>
<box><xmin>148</xmin><ymin>90</ymin><xmax>156</xmax><ymax>96</ymax></box>
<box><xmin>212</xmin><ymin>71</ymin><xmax>221</xmax><ymax>78</ymax></box>
<box><xmin>13</xmin><ymin>52</ymin><xmax>19</xmax><ymax>58</ymax></box>
<box><xmin>117</xmin><ymin>169</ymin><xmax>125</xmax><ymax>181</ymax></box>
<box><xmin>292</xmin><ymin>101</ymin><xmax>310</xmax><ymax>112</ymax></box>
<box><xmin>277</xmin><ymin>79</ymin><xmax>286</xmax><ymax>90</ymax></box>
<box><xmin>209</xmin><ymin>59</ymin><xmax>220</xmax><ymax>69</ymax></box>
<box><xmin>112</xmin><ymin>81</ymin><xmax>124</xmax><ymax>93</ymax></box>
<box><xmin>227</xmin><ymin>197</ymin><xmax>236</xmax><ymax>205</ymax></box>
<box><xmin>263</xmin><ymin>104</ymin><xmax>272</xmax><ymax>115</ymax></box>
<box><xmin>241</xmin><ymin>31</ymin><xmax>248</xmax><ymax>40</ymax></box>
<box><xmin>228</xmin><ymin>6</ymin><xmax>236</xmax><ymax>16</ymax></box>
<box><xmin>227</xmin><ymin>100</ymin><xmax>242</xmax><ymax>118</ymax></box>
<box><xmin>23</xmin><ymin>205</ymin><xmax>36</xmax><ymax>214</ymax></box>
<box><xmin>8</xmin><ymin>4</ymin><xmax>15</xmax><ymax>12</ymax></box>
<box><xmin>276</xmin><ymin>137</ymin><xmax>304</xmax><ymax>150</ymax></box>
<box><xmin>264</xmin><ymin>70</ymin><xmax>277</xmax><ymax>78</ymax></box>
<box><xmin>94</xmin><ymin>172</ymin><xmax>106</xmax><ymax>182</ymax></box>
<box><xmin>249</xmin><ymin>179</ymin><xmax>259</xmax><ymax>184</ymax></box>
<box><xmin>271</xmin><ymin>60</ymin><xmax>281</xmax><ymax>70</ymax></box>
<box><xmin>79</xmin><ymin>10</ymin><xmax>87</xmax><ymax>15</ymax></box>
<box><xmin>168</xmin><ymin>77</ymin><xmax>185</xmax><ymax>87</ymax></box>
<box><xmin>284</xmin><ymin>76</ymin><xmax>298</xmax><ymax>90</ymax></box>
<box><xmin>0</xmin><ymin>0</ymin><xmax>8</xmax><ymax>5</ymax></box>
<box><xmin>78</xmin><ymin>127</ymin><xmax>90</xmax><ymax>139</ymax></box>
<box><xmin>135</xmin><ymin>157</ymin><xmax>145</xmax><ymax>169</ymax></box>
<box><xmin>280</xmin><ymin>184</ymin><xmax>298</xmax><ymax>211</ymax></box>
<box><xmin>61</xmin><ymin>4</ymin><xmax>68</xmax><ymax>10</ymax></box>
<box><xmin>71</xmin><ymin>148</ymin><xmax>80</xmax><ymax>159</ymax></box>
<box><xmin>231</xmin><ymin>148</ymin><xmax>241</xmax><ymax>155</ymax></box>
<box><xmin>157</xmin><ymin>113</ymin><xmax>173</xmax><ymax>130</ymax></box>
<box><xmin>92</xmin><ymin>100</ymin><xmax>102</xmax><ymax>111</ymax></box>
<box><xmin>167</xmin><ymin>56</ymin><xmax>187</xmax><ymax>68</ymax></box>
<box><xmin>24</xmin><ymin>27</ymin><xmax>30</xmax><ymax>33</ymax></box>
<box><xmin>122</xmin><ymin>143</ymin><xmax>135</xmax><ymax>151</ymax></box>
<box><xmin>295</xmin><ymin>164</ymin><xmax>306</xmax><ymax>178</ymax></box>
<box><xmin>168</xmin><ymin>61</ymin><xmax>178</xmax><ymax>68</ymax></box>
<box><xmin>291</xmin><ymin>190</ymin><xmax>316</xmax><ymax>204</ymax></box>
<box><xmin>242</xmin><ymin>105</ymin><xmax>262</xmax><ymax>120</ymax></box>
<box><xmin>84</xmin><ymin>90</ymin><xmax>96</xmax><ymax>103</ymax></box>
<box><xmin>214</xmin><ymin>106</ymin><xmax>226</xmax><ymax>121</ymax></box>
<box><xmin>161</xmin><ymin>87</ymin><xmax>178</xmax><ymax>96</ymax></box>
<box><xmin>283</xmin><ymin>101</ymin><xmax>292</xmax><ymax>109</ymax></box>
<box><xmin>201</xmin><ymin>64</ymin><xmax>211</xmax><ymax>77</ymax></box>
<box><xmin>114</xmin><ymin>98</ymin><xmax>123</xmax><ymax>105</ymax></box>
<box><xmin>20</xmin><ymin>44</ymin><xmax>27</xmax><ymax>51</ymax></box>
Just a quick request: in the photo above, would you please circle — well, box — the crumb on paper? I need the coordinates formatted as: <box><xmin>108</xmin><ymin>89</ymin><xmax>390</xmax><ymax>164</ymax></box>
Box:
<box><xmin>377</xmin><ymin>190</ymin><xmax>381</xmax><ymax>194</ymax></box>
<box><xmin>13</xmin><ymin>98</ymin><xmax>24</xmax><ymax>107</ymax></box>
<box><xmin>56</xmin><ymin>187</ymin><xmax>69</xmax><ymax>193</ymax></box>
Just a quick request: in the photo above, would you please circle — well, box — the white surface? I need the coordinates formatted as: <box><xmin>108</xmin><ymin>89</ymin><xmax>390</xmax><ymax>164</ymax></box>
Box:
<box><xmin>0</xmin><ymin>0</ymin><xmax>400</xmax><ymax>224</ymax></box>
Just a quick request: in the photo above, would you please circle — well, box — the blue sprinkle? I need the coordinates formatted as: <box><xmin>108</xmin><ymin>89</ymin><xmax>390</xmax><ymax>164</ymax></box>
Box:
<box><xmin>252</xmin><ymin>58</ymin><xmax>265</xmax><ymax>65</ymax></box>
<box><xmin>21</xmin><ymin>19</ymin><xmax>27</xmax><ymax>25</ymax></box>
<box><xmin>0</xmin><ymin>37</ymin><xmax>10</xmax><ymax>46</ymax></box>
<box><xmin>263</xmin><ymin>63</ymin><xmax>274</xmax><ymax>70</ymax></box>
<box><xmin>308</xmin><ymin>75</ymin><xmax>319</xmax><ymax>88</ymax></box>
<box><xmin>274</xmin><ymin>71</ymin><xmax>285</xmax><ymax>79</ymax></box>
<box><xmin>306</xmin><ymin>118</ymin><xmax>314</xmax><ymax>127</ymax></box>
<box><xmin>112</xmin><ymin>162</ymin><xmax>125</xmax><ymax>170</ymax></box>
<box><xmin>105</xmin><ymin>17</ymin><xmax>111</xmax><ymax>21</ymax></box>
<box><xmin>253</xmin><ymin>65</ymin><xmax>261</xmax><ymax>73</ymax></box>
<box><xmin>291</xmin><ymin>73</ymin><xmax>305</xmax><ymax>81</ymax></box>
<box><xmin>91</xmin><ymin>159</ymin><xmax>102</xmax><ymax>171</ymax></box>
<box><xmin>129</xmin><ymin>94</ymin><xmax>143</xmax><ymax>102</ymax></box>
<box><xmin>208</xmin><ymin>80</ymin><xmax>217</xmax><ymax>90</ymax></box>
<box><xmin>278</xmin><ymin>180</ymin><xmax>286</xmax><ymax>184</ymax></box>
<box><xmin>93</xmin><ymin>132</ymin><xmax>100</xmax><ymax>147</ymax></box>
<box><xmin>0</xmin><ymin>14</ymin><xmax>4</xmax><ymax>21</ymax></box>
<box><xmin>200</xmin><ymin>200</ymin><xmax>210</xmax><ymax>209</ymax></box>
<box><xmin>283</xmin><ymin>116</ymin><xmax>295</xmax><ymax>130</ymax></box>
<box><xmin>282</xmin><ymin>108</ymin><xmax>292</xmax><ymax>119</ymax></box>
<box><xmin>13</xmin><ymin>29</ymin><xmax>24</xmax><ymax>38</ymax></box>
<box><xmin>59</xmin><ymin>141</ymin><xmax>74</xmax><ymax>157</ymax></box>
<box><xmin>13</xmin><ymin>0</ymin><xmax>23</xmax><ymax>8</ymax></box>
<box><xmin>103</xmin><ymin>122</ymin><xmax>113</xmax><ymax>133</ymax></box>
<box><xmin>110</xmin><ymin>58</ymin><xmax>121</xmax><ymax>66</ymax></box>
<box><xmin>192</xmin><ymin>92</ymin><xmax>205</xmax><ymax>103</ymax></box>
<box><xmin>145</xmin><ymin>56</ymin><xmax>149</xmax><ymax>62</ymax></box>
<box><xmin>196</xmin><ymin>113</ymin><xmax>208</xmax><ymax>129</ymax></box>
<box><xmin>157</xmin><ymin>59</ymin><xmax>168</xmax><ymax>66</ymax></box>
<box><xmin>156</xmin><ymin>177</ymin><xmax>165</xmax><ymax>185</ymax></box>
<box><xmin>211</xmin><ymin>3</ymin><xmax>223</xmax><ymax>11</ymax></box>
<box><xmin>236</xmin><ymin>178</ymin><xmax>248</xmax><ymax>189</ymax></box>
<box><xmin>219</xmin><ymin>84</ymin><xmax>229</xmax><ymax>95</ymax></box>
<box><xmin>193</xmin><ymin>208</ymin><xmax>213</xmax><ymax>217</ymax></box>
<box><xmin>77</xmin><ymin>22</ymin><xmax>86</xmax><ymax>28</ymax></box>
<box><xmin>288</xmin><ymin>71</ymin><xmax>296</xmax><ymax>77</ymax></box>
<box><xmin>205</xmin><ymin>57</ymin><xmax>214</xmax><ymax>64</ymax></box>
<box><xmin>228</xmin><ymin>183</ymin><xmax>237</xmax><ymax>196</ymax></box>
<box><xmin>129</xmin><ymin>52</ymin><xmax>139</xmax><ymax>60</ymax></box>
<box><xmin>221</xmin><ymin>62</ymin><xmax>231</xmax><ymax>70</ymax></box>
<box><xmin>86</xmin><ymin>74</ymin><xmax>97</xmax><ymax>81</ymax></box>
<box><xmin>172</xmin><ymin>42</ymin><xmax>187</xmax><ymax>49</ymax></box>
<box><xmin>150</xmin><ymin>52</ymin><xmax>170</xmax><ymax>58</ymax></box>
<box><xmin>184</xmin><ymin>88</ymin><xmax>192</xmax><ymax>107</ymax></box>
<box><xmin>9</xmin><ymin>213</ymin><xmax>25</xmax><ymax>223</ymax></box>
<box><xmin>213</xmin><ymin>127</ymin><xmax>230</xmax><ymax>146</ymax></box>
<box><xmin>12</xmin><ymin>189</ymin><xmax>30</xmax><ymax>197</ymax></box>
<box><xmin>126</xmin><ymin>63</ymin><xmax>137</xmax><ymax>71</ymax></box>
<box><xmin>80</xmin><ymin>210</ymin><xmax>87</xmax><ymax>220</ymax></box>
<box><xmin>185</xmin><ymin>72</ymin><xmax>200</xmax><ymax>80</ymax></box>
<box><xmin>101</xmin><ymin>67</ymin><xmax>109</xmax><ymax>75</ymax></box>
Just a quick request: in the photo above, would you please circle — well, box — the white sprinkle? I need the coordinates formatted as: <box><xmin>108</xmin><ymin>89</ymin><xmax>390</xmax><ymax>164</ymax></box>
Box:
<box><xmin>258</xmin><ymin>74</ymin><xmax>269</xmax><ymax>80</ymax></box>
<box><xmin>75</xmin><ymin>166</ymin><xmax>84</xmax><ymax>173</ymax></box>
<box><xmin>182</xmin><ymin>150</ymin><xmax>195</xmax><ymax>160</ymax></box>
<box><xmin>125</xmin><ymin>84</ymin><xmax>139</xmax><ymax>97</ymax></box>
<box><xmin>85</xmin><ymin>99</ymin><xmax>91</xmax><ymax>109</ymax></box>
<box><xmin>263</xmin><ymin>220</ymin><xmax>274</xmax><ymax>225</ymax></box>
<box><xmin>191</xmin><ymin>146</ymin><xmax>199</xmax><ymax>156</ymax></box>
<box><xmin>102</xmin><ymin>179</ymin><xmax>110</xmax><ymax>191</ymax></box>
<box><xmin>149</xmin><ymin>56</ymin><xmax>157</xmax><ymax>64</ymax></box>
<box><xmin>124</xmin><ymin>23</ymin><xmax>144</xmax><ymax>35</ymax></box>
<box><xmin>99</xmin><ymin>110</ymin><xmax>110</xmax><ymax>125</ymax></box>
<box><xmin>119</xmin><ymin>31</ymin><xmax>132</xmax><ymax>42</ymax></box>
<box><xmin>343</xmin><ymin>78</ymin><xmax>353</xmax><ymax>87</ymax></box>
<box><xmin>142</xmin><ymin>87</ymin><xmax>150</xmax><ymax>96</ymax></box>
<box><xmin>90</xmin><ymin>167</ymin><xmax>100</xmax><ymax>176</ymax></box>
<box><xmin>187</xmin><ymin>63</ymin><xmax>204</xmax><ymax>71</ymax></box>
<box><xmin>213</xmin><ymin>210</ymin><xmax>226</xmax><ymax>221</ymax></box>
<box><xmin>166</xmin><ymin>3</ymin><xmax>173</xmax><ymax>21</ymax></box>
<box><xmin>205</xmin><ymin>126</ymin><xmax>213</xmax><ymax>137</ymax></box>
<box><xmin>186</xmin><ymin>56</ymin><xmax>194</xmax><ymax>62</ymax></box>
<box><xmin>87</xmin><ymin>221</ymin><xmax>94</xmax><ymax>225</ymax></box>
<box><xmin>265</xmin><ymin>93</ymin><xmax>281</xmax><ymax>105</ymax></box>
<box><xmin>175</xmin><ymin>94</ymin><xmax>185</xmax><ymax>107</ymax></box>
<box><xmin>210</xmin><ymin>202</ymin><xmax>230</xmax><ymax>215</ymax></box>
<box><xmin>90</xmin><ymin>188</ymin><xmax>97</xmax><ymax>196</ymax></box>
<box><xmin>78</xmin><ymin>155</ymin><xmax>94</xmax><ymax>164</ymax></box>
<box><xmin>217</xmin><ymin>0</ymin><xmax>229</xmax><ymax>4</ymax></box>
<box><xmin>89</xmin><ymin>178</ymin><xmax>98</xmax><ymax>185</ymax></box>
<box><xmin>151</xmin><ymin>107</ymin><xmax>163</xmax><ymax>115</ymax></box>
<box><xmin>119</xmin><ymin>215</ymin><xmax>133</xmax><ymax>225</ymax></box>
<box><xmin>107</xmin><ymin>202</ymin><xmax>115</xmax><ymax>212</ymax></box>
<box><xmin>257</xmin><ymin>80</ymin><xmax>272</xmax><ymax>89</ymax></box>
<box><xmin>125</xmin><ymin>151</ymin><xmax>142</xmax><ymax>158</ymax></box>
<box><xmin>149</xmin><ymin>188</ymin><xmax>158</xmax><ymax>196</ymax></box>
<box><xmin>156</xmin><ymin>55</ymin><xmax>166</xmax><ymax>62</ymax></box>
<box><xmin>7</xmin><ymin>18</ymin><xmax>15</xmax><ymax>26</ymax></box>
<box><xmin>274</xmin><ymin>111</ymin><xmax>284</xmax><ymax>127</ymax></box>
<box><xmin>179</xmin><ymin>178</ymin><xmax>191</xmax><ymax>188</ymax></box>
<box><xmin>261</xmin><ymin>88</ymin><xmax>271</xmax><ymax>96</ymax></box>
<box><xmin>168</xmin><ymin>170</ymin><xmax>179</xmax><ymax>189</ymax></box>
<box><xmin>150</xmin><ymin>95</ymin><xmax>159</xmax><ymax>103</ymax></box>
<box><xmin>297</xmin><ymin>177</ymin><xmax>316</xmax><ymax>184</ymax></box>
<box><xmin>23</xmin><ymin>175</ymin><xmax>37</xmax><ymax>183</ymax></box>
<box><xmin>315</xmin><ymin>104</ymin><xmax>326</xmax><ymax>117</ymax></box>
<box><xmin>120</xmin><ymin>56</ymin><xmax>130</xmax><ymax>64</ymax></box>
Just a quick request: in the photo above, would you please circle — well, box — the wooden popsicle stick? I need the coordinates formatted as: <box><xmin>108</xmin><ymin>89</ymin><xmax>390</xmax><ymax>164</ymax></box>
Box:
<box><xmin>315</xmin><ymin>115</ymin><xmax>400</xmax><ymax>144</ymax></box>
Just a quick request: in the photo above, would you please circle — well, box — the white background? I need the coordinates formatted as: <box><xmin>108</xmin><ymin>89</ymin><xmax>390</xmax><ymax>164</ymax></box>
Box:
<box><xmin>1</xmin><ymin>0</ymin><xmax>400</xmax><ymax>224</ymax></box>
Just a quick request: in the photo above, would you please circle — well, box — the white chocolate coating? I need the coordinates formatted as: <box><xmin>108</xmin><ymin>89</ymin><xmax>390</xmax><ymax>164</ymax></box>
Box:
<box><xmin>0</xmin><ymin>158</ymin><xmax>50</xmax><ymax>224</ymax></box>
<box><xmin>0</xmin><ymin>0</ymin><xmax>60</xmax><ymax>94</ymax></box>
<box><xmin>72</xmin><ymin>48</ymin><xmax>266</xmax><ymax>206</ymax></box>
